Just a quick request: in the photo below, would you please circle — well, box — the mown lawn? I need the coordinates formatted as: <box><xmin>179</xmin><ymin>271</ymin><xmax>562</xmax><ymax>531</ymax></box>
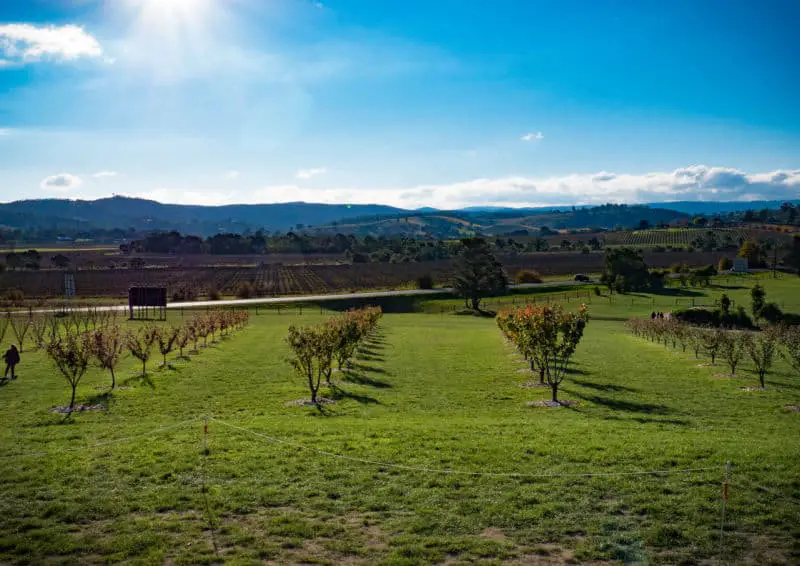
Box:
<box><xmin>0</xmin><ymin>278</ymin><xmax>799</xmax><ymax>564</ymax></box>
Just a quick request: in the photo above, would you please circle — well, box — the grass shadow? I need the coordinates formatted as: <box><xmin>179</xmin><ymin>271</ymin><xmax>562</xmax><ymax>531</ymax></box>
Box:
<box><xmin>349</xmin><ymin>362</ymin><xmax>388</xmax><ymax>375</ymax></box>
<box><xmin>341</xmin><ymin>370</ymin><xmax>392</xmax><ymax>389</ymax></box>
<box><xmin>357</xmin><ymin>345</ymin><xmax>384</xmax><ymax>356</ymax></box>
<box><xmin>602</xmin><ymin>414</ymin><xmax>690</xmax><ymax>426</ymax></box>
<box><xmin>572</xmin><ymin>379</ymin><xmax>637</xmax><ymax>393</ymax></box>
<box><xmin>564</xmin><ymin>367</ymin><xmax>590</xmax><ymax>376</ymax></box>
<box><xmin>650</xmin><ymin>288</ymin><xmax>705</xmax><ymax>297</ymax></box>
<box><xmin>123</xmin><ymin>373</ymin><xmax>156</xmax><ymax>389</ymax></box>
<box><xmin>328</xmin><ymin>385</ymin><xmax>380</xmax><ymax>405</ymax></box>
<box><xmin>571</xmin><ymin>392</ymin><xmax>673</xmax><ymax>415</ymax></box>
<box><xmin>85</xmin><ymin>391</ymin><xmax>115</xmax><ymax>409</ymax></box>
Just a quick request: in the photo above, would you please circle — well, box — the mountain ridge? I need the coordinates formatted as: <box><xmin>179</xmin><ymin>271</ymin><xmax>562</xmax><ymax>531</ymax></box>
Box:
<box><xmin>1</xmin><ymin>196</ymin><xmax>797</xmax><ymax>238</ymax></box>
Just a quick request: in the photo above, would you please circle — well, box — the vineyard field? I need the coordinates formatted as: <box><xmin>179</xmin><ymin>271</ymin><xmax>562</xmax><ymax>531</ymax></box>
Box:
<box><xmin>545</xmin><ymin>227</ymin><xmax>796</xmax><ymax>249</ymax></box>
<box><xmin>0</xmin><ymin>250</ymin><xmax>732</xmax><ymax>301</ymax></box>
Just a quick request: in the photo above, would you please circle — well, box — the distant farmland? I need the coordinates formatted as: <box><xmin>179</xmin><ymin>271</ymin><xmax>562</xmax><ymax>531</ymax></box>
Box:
<box><xmin>0</xmin><ymin>250</ymin><xmax>733</xmax><ymax>301</ymax></box>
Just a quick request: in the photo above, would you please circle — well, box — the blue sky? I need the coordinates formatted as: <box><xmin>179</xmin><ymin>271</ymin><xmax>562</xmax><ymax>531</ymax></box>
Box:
<box><xmin>0</xmin><ymin>0</ymin><xmax>798</xmax><ymax>209</ymax></box>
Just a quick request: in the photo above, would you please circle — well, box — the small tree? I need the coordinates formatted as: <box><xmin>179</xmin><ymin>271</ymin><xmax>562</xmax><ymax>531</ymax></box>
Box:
<box><xmin>47</xmin><ymin>331</ymin><xmax>92</xmax><ymax>413</ymax></box>
<box><xmin>287</xmin><ymin>325</ymin><xmax>323</xmax><ymax>405</ymax></box>
<box><xmin>10</xmin><ymin>316</ymin><xmax>31</xmax><ymax>353</ymax></box>
<box><xmin>782</xmin><ymin>326</ymin><xmax>800</xmax><ymax>376</ymax></box>
<box><xmin>91</xmin><ymin>327</ymin><xmax>124</xmax><ymax>389</ymax></box>
<box><xmin>176</xmin><ymin>324</ymin><xmax>191</xmax><ymax>359</ymax></box>
<box><xmin>156</xmin><ymin>325</ymin><xmax>180</xmax><ymax>367</ymax></box>
<box><xmin>125</xmin><ymin>325</ymin><xmax>158</xmax><ymax>377</ymax></box>
<box><xmin>719</xmin><ymin>330</ymin><xmax>745</xmax><ymax>376</ymax></box>
<box><xmin>744</xmin><ymin>326</ymin><xmax>781</xmax><ymax>389</ymax></box>
<box><xmin>453</xmin><ymin>238</ymin><xmax>508</xmax><ymax>311</ymax></box>
<box><xmin>750</xmin><ymin>283</ymin><xmax>766</xmax><ymax>320</ymax></box>
<box><xmin>698</xmin><ymin>327</ymin><xmax>724</xmax><ymax>365</ymax></box>
<box><xmin>687</xmin><ymin>327</ymin><xmax>704</xmax><ymax>358</ymax></box>
<box><xmin>526</xmin><ymin>304</ymin><xmax>589</xmax><ymax>403</ymax></box>
<box><xmin>719</xmin><ymin>294</ymin><xmax>731</xmax><ymax>315</ymax></box>
<box><xmin>318</xmin><ymin>320</ymin><xmax>337</xmax><ymax>387</ymax></box>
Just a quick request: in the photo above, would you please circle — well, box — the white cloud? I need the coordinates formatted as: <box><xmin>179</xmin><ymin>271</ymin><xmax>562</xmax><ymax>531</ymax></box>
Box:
<box><xmin>0</xmin><ymin>24</ymin><xmax>103</xmax><ymax>65</ymax></box>
<box><xmin>92</xmin><ymin>171</ymin><xmax>118</xmax><ymax>179</ymax></box>
<box><xmin>393</xmin><ymin>166</ymin><xmax>800</xmax><ymax>209</ymax></box>
<box><xmin>62</xmin><ymin>165</ymin><xmax>800</xmax><ymax>209</ymax></box>
<box><xmin>41</xmin><ymin>173</ymin><xmax>83</xmax><ymax>192</ymax></box>
<box><xmin>521</xmin><ymin>132</ymin><xmax>544</xmax><ymax>142</ymax></box>
<box><xmin>296</xmin><ymin>167</ymin><xmax>328</xmax><ymax>180</ymax></box>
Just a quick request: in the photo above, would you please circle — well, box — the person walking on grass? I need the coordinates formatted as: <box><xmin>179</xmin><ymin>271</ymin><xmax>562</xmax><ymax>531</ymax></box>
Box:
<box><xmin>3</xmin><ymin>345</ymin><xmax>20</xmax><ymax>380</ymax></box>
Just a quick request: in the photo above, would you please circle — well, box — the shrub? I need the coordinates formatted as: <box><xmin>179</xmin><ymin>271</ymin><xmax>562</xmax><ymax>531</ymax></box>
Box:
<box><xmin>236</xmin><ymin>281</ymin><xmax>256</xmax><ymax>299</ymax></box>
<box><xmin>208</xmin><ymin>288</ymin><xmax>222</xmax><ymax>301</ymax></box>
<box><xmin>672</xmin><ymin>307</ymin><xmax>755</xmax><ymax>330</ymax></box>
<box><xmin>758</xmin><ymin>302</ymin><xmax>784</xmax><ymax>324</ymax></box>
<box><xmin>416</xmin><ymin>275</ymin><xmax>434</xmax><ymax>289</ymax></box>
<box><xmin>718</xmin><ymin>257</ymin><xmax>733</xmax><ymax>271</ymax></box>
<box><xmin>172</xmin><ymin>285</ymin><xmax>197</xmax><ymax>302</ymax></box>
<box><xmin>515</xmin><ymin>270</ymin><xmax>543</xmax><ymax>284</ymax></box>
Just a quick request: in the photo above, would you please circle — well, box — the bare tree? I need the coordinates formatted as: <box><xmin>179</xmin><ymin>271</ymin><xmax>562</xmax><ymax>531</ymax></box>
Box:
<box><xmin>91</xmin><ymin>326</ymin><xmax>124</xmax><ymax>389</ymax></box>
<box><xmin>719</xmin><ymin>330</ymin><xmax>745</xmax><ymax>376</ymax></box>
<box><xmin>698</xmin><ymin>327</ymin><xmax>724</xmax><ymax>365</ymax></box>
<box><xmin>744</xmin><ymin>326</ymin><xmax>782</xmax><ymax>389</ymax></box>
<box><xmin>30</xmin><ymin>315</ymin><xmax>48</xmax><ymax>350</ymax></box>
<box><xmin>156</xmin><ymin>325</ymin><xmax>180</xmax><ymax>367</ymax></box>
<box><xmin>9</xmin><ymin>315</ymin><xmax>31</xmax><ymax>353</ymax></box>
<box><xmin>176</xmin><ymin>325</ymin><xmax>191</xmax><ymax>359</ymax></box>
<box><xmin>125</xmin><ymin>325</ymin><xmax>158</xmax><ymax>377</ymax></box>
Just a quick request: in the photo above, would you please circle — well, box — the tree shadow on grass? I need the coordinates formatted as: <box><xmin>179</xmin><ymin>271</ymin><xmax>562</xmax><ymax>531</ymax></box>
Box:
<box><xmin>564</xmin><ymin>366</ymin><xmax>590</xmax><ymax>376</ymax></box>
<box><xmin>341</xmin><ymin>369</ymin><xmax>392</xmax><ymax>389</ymax></box>
<box><xmin>651</xmin><ymin>288</ymin><xmax>704</xmax><ymax>297</ymax></box>
<box><xmin>571</xmin><ymin>392</ymin><xmax>673</xmax><ymax>415</ymax></box>
<box><xmin>708</xmin><ymin>283</ymin><xmax>748</xmax><ymax>290</ymax></box>
<box><xmin>572</xmin><ymin>379</ymin><xmax>638</xmax><ymax>393</ymax></box>
<box><xmin>85</xmin><ymin>391</ymin><xmax>115</xmax><ymax>410</ymax></box>
<box><xmin>328</xmin><ymin>384</ymin><xmax>380</xmax><ymax>405</ymax></box>
<box><xmin>601</xmin><ymin>414</ymin><xmax>690</xmax><ymax>426</ymax></box>
<box><xmin>123</xmin><ymin>373</ymin><xmax>156</xmax><ymax>389</ymax></box>
<box><xmin>357</xmin><ymin>345</ymin><xmax>385</xmax><ymax>357</ymax></box>
<box><xmin>349</xmin><ymin>362</ymin><xmax>389</xmax><ymax>376</ymax></box>
<box><xmin>356</xmin><ymin>353</ymin><xmax>385</xmax><ymax>363</ymax></box>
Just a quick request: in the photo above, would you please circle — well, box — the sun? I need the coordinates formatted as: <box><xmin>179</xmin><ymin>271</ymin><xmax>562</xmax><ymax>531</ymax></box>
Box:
<box><xmin>123</xmin><ymin>0</ymin><xmax>215</xmax><ymax>34</ymax></box>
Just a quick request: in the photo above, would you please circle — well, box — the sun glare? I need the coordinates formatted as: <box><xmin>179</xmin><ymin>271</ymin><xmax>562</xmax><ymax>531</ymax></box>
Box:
<box><xmin>127</xmin><ymin>0</ymin><xmax>212</xmax><ymax>28</ymax></box>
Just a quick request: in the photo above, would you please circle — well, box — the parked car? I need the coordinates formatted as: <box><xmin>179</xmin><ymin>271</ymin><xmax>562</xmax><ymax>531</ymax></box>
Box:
<box><xmin>574</xmin><ymin>273</ymin><xmax>591</xmax><ymax>282</ymax></box>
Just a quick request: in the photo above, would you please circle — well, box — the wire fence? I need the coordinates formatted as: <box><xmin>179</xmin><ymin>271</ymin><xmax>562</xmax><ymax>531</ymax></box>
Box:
<box><xmin>0</xmin><ymin>414</ymin><xmax>797</xmax><ymax>564</ymax></box>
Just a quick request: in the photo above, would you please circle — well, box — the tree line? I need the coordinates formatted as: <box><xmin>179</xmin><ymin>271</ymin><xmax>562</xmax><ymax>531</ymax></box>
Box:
<box><xmin>1</xmin><ymin>309</ymin><xmax>249</xmax><ymax>414</ymax></box>
<box><xmin>286</xmin><ymin>307</ymin><xmax>383</xmax><ymax>405</ymax></box>
<box><xmin>497</xmin><ymin>303</ymin><xmax>589</xmax><ymax>403</ymax></box>
<box><xmin>628</xmin><ymin>317</ymin><xmax>798</xmax><ymax>389</ymax></box>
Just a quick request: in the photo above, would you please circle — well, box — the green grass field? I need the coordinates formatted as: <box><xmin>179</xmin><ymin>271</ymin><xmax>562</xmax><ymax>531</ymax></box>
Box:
<box><xmin>1</xmin><ymin>276</ymin><xmax>799</xmax><ymax>564</ymax></box>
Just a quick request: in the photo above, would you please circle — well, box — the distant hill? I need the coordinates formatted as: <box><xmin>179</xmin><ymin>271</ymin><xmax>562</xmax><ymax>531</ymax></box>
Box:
<box><xmin>310</xmin><ymin>204</ymin><xmax>689</xmax><ymax>237</ymax></box>
<box><xmin>1</xmin><ymin>196</ymin><xmax>796</xmax><ymax>240</ymax></box>
<box><xmin>0</xmin><ymin>196</ymin><xmax>405</xmax><ymax>236</ymax></box>
<box><xmin>651</xmin><ymin>200</ymin><xmax>800</xmax><ymax>216</ymax></box>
